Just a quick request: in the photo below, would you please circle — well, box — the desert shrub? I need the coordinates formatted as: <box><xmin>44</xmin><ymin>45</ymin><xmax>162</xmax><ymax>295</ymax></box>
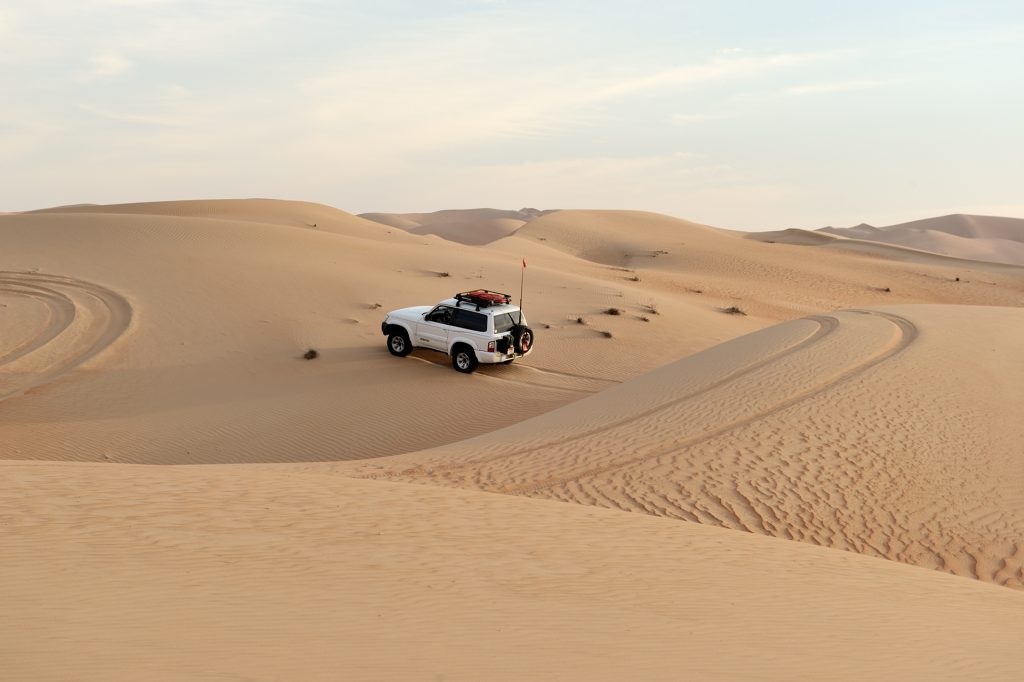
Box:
<box><xmin>600</xmin><ymin>330</ymin><xmax>613</xmax><ymax>338</ymax></box>
<box><xmin>604</xmin><ymin>307</ymin><xmax>622</xmax><ymax>315</ymax></box>
<box><xmin>722</xmin><ymin>306</ymin><xmax>746</xmax><ymax>315</ymax></box>
<box><xmin>304</xmin><ymin>349</ymin><xmax>319</xmax><ymax>360</ymax></box>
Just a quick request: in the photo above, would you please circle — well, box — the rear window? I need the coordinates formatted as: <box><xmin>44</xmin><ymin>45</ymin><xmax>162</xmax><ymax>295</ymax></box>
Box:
<box><xmin>450</xmin><ymin>308</ymin><xmax>488</xmax><ymax>332</ymax></box>
<box><xmin>494</xmin><ymin>312</ymin><xmax>517</xmax><ymax>334</ymax></box>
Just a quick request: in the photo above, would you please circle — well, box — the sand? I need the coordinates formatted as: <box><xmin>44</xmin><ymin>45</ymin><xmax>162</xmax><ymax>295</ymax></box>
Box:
<box><xmin>5</xmin><ymin>461</ymin><xmax>1024</xmax><ymax>682</ymax></box>
<box><xmin>352</xmin><ymin>305</ymin><xmax>1024</xmax><ymax>587</ymax></box>
<box><xmin>3</xmin><ymin>199</ymin><xmax>1024</xmax><ymax>680</ymax></box>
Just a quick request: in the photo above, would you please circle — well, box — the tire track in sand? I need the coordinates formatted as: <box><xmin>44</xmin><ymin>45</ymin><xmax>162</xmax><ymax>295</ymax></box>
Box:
<box><xmin>405</xmin><ymin>353</ymin><xmax>618</xmax><ymax>394</ymax></box>
<box><xmin>497</xmin><ymin>311</ymin><xmax>917</xmax><ymax>495</ymax></box>
<box><xmin>376</xmin><ymin>315</ymin><xmax>839</xmax><ymax>480</ymax></box>
<box><xmin>0</xmin><ymin>272</ymin><xmax>132</xmax><ymax>402</ymax></box>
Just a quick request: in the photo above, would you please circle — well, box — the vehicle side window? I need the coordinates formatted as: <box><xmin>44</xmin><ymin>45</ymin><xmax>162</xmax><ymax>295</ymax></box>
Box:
<box><xmin>426</xmin><ymin>306</ymin><xmax>453</xmax><ymax>324</ymax></box>
<box><xmin>450</xmin><ymin>308</ymin><xmax>487</xmax><ymax>332</ymax></box>
<box><xmin>494</xmin><ymin>312</ymin><xmax>516</xmax><ymax>334</ymax></box>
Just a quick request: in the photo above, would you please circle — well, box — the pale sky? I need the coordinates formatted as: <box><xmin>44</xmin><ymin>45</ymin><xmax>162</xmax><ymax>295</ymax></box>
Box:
<box><xmin>2</xmin><ymin>0</ymin><xmax>1022</xmax><ymax>229</ymax></box>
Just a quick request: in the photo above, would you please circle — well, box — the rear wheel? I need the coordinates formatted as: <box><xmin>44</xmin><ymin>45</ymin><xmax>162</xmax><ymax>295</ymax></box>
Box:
<box><xmin>451</xmin><ymin>345</ymin><xmax>478</xmax><ymax>373</ymax></box>
<box><xmin>387</xmin><ymin>330</ymin><xmax>412</xmax><ymax>357</ymax></box>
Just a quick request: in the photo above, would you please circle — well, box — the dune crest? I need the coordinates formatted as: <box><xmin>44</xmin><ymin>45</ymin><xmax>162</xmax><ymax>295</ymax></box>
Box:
<box><xmin>28</xmin><ymin>198</ymin><xmax>396</xmax><ymax>239</ymax></box>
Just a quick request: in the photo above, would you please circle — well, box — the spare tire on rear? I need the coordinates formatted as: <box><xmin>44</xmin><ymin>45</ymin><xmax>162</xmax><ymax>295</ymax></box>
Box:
<box><xmin>513</xmin><ymin>326</ymin><xmax>534</xmax><ymax>354</ymax></box>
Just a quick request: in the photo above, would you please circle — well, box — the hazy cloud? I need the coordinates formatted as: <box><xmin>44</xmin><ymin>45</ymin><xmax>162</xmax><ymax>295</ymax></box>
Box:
<box><xmin>83</xmin><ymin>52</ymin><xmax>134</xmax><ymax>79</ymax></box>
<box><xmin>75</xmin><ymin>103</ymin><xmax>181</xmax><ymax>127</ymax></box>
<box><xmin>2</xmin><ymin>1</ymin><xmax>1021</xmax><ymax>226</ymax></box>
<box><xmin>784</xmin><ymin>78</ymin><xmax>901</xmax><ymax>95</ymax></box>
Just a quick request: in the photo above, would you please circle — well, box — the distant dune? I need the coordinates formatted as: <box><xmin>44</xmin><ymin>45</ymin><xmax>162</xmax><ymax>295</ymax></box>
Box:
<box><xmin>818</xmin><ymin>214</ymin><xmax>1024</xmax><ymax>266</ymax></box>
<box><xmin>29</xmin><ymin>198</ymin><xmax>390</xmax><ymax>238</ymax></box>
<box><xmin>359</xmin><ymin>207</ymin><xmax>556</xmax><ymax>245</ymax></box>
<box><xmin>3</xmin><ymin>199</ymin><xmax>1024</xmax><ymax>680</ymax></box>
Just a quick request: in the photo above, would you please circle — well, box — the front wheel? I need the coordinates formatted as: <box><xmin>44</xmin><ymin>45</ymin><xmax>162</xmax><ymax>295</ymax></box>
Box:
<box><xmin>451</xmin><ymin>346</ymin><xmax>478</xmax><ymax>373</ymax></box>
<box><xmin>387</xmin><ymin>331</ymin><xmax>412</xmax><ymax>357</ymax></box>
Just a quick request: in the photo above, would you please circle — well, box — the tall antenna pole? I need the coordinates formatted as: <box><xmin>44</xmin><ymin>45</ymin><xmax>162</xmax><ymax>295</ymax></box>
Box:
<box><xmin>519</xmin><ymin>258</ymin><xmax>526</xmax><ymax>324</ymax></box>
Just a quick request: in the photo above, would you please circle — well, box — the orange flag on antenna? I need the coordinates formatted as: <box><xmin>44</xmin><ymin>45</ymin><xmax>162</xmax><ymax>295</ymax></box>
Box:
<box><xmin>522</xmin><ymin>258</ymin><xmax>527</xmax><ymax>268</ymax></box>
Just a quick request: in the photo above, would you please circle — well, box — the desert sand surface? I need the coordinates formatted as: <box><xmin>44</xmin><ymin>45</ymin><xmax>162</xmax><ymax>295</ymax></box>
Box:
<box><xmin>5</xmin><ymin>461</ymin><xmax>1024</xmax><ymax>682</ymax></box>
<box><xmin>3</xmin><ymin>199</ymin><xmax>1024</xmax><ymax>679</ymax></box>
<box><xmin>818</xmin><ymin>214</ymin><xmax>1024</xmax><ymax>266</ymax></box>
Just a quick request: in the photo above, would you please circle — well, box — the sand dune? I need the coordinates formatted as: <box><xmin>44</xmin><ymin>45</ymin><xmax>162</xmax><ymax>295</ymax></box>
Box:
<box><xmin>4</xmin><ymin>461</ymin><xmax>1024</xmax><ymax>682</ymax></box>
<box><xmin>360</xmin><ymin>207</ymin><xmax>556</xmax><ymax>245</ymax></box>
<box><xmin>515</xmin><ymin>210</ymin><xmax>1024</xmax><ymax>315</ymax></box>
<box><xmin>5</xmin><ymin>204</ymin><xmax>1021</xmax><ymax>463</ymax></box>
<box><xmin>4</xmin><ymin>199</ymin><xmax>1024</xmax><ymax>679</ymax></box>
<box><xmin>744</xmin><ymin>227</ymin><xmax>841</xmax><ymax>246</ymax></box>
<box><xmin>819</xmin><ymin>214</ymin><xmax>1024</xmax><ymax>265</ymax></box>
<box><xmin>0</xmin><ymin>206</ymin><xmax>610</xmax><ymax>462</ymax></box>
<box><xmin>749</xmin><ymin>226</ymin><xmax>1024</xmax><ymax>271</ymax></box>
<box><xmin>29</xmin><ymin>198</ymin><xmax>402</xmax><ymax>240</ymax></box>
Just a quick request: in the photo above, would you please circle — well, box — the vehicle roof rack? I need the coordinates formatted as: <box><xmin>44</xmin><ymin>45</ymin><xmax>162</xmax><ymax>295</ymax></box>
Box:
<box><xmin>454</xmin><ymin>289</ymin><xmax>513</xmax><ymax>310</ymax></box>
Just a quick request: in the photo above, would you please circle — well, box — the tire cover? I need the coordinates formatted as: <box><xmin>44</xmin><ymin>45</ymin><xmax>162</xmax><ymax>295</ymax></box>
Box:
<box><xmin>515</xmin><ymin>327</ymin><xmax>533</xmax><ymax>353</ymax></box>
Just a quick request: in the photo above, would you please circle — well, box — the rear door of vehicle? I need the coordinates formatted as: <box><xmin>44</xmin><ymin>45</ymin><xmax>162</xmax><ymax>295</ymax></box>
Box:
<box><xmin>449</xmin><ymin>308</ymin><xmax>488</xmax><ymax>350</ymax></box>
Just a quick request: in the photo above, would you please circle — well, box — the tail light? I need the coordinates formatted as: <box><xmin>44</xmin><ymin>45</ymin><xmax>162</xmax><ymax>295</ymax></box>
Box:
<box><xmin>487</xmin><ymin>341</ymin><xmax>495</xmax><ymax>352</ymax></box>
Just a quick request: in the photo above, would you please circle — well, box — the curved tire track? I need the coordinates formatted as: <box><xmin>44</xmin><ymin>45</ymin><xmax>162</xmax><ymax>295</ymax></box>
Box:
<box><xmin>378</xmin><ymin>315</ymin><xmax>839</xmax><ymax>480</ymax></box>
<box><xmin>0</xmin><ymin>272</ymin><xmax>132</xmax><ymax>402</ymax></box>
<box><xmin>500</xmin><ymin>310</ymin><xmax>917</xmax><ymax>495</ymax></box>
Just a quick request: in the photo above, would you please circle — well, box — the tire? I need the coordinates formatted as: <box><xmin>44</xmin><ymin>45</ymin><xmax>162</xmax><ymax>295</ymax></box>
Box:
<box><xmin>513</xmin><ymin>326</ymin><xmax>534</xmax><ymax>354</ymax></box>
<box><xmin>451</xmin><ymin>345</ymin><xmax>478</xmax><ymax>373</ymax></box>
<box><xmin>387</xmin><ymin>330</ymin><xmax>412</xmax><ymax>357</ymax></box>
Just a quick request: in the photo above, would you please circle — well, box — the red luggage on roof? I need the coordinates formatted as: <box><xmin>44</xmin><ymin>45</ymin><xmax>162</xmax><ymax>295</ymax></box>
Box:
<box><xmin>454</xmin><ymin>290</ymin><xmax>512</xmax><ymax>307</ymax></box>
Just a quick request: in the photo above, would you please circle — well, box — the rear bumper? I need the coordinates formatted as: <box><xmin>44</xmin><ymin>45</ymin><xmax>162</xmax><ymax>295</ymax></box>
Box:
<box><xmin>476</xmin><ymin>348</ymin><xmax>531</xmax><ymax>364</ymax></box>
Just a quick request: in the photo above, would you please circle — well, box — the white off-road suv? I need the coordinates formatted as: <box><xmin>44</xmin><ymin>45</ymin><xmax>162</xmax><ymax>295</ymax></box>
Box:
<box><xmin>381</xmin><ymin>290</ymin><xmax>534</xmax><ymax>373</ymax></box>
